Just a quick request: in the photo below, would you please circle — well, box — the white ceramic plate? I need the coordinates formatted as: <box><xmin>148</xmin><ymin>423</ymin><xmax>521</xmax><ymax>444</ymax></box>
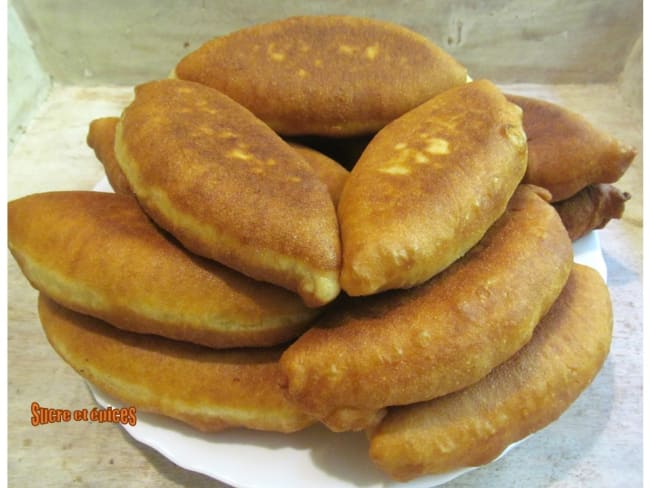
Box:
<box><xmin>91</xmin><ymin>177</ymin><xmax>607</xmax><ymax>487</ymax></box>
<box><xmin>89</xmin><ymin>384</ymin><xmax>522</xmax><ymax>488</ymax></box>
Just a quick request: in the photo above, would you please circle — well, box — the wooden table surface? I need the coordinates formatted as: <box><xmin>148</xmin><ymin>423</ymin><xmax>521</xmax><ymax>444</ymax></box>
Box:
<box><xmin>7</xmin><ymin>83</ymin><xmax>643</xmax><ymax>487</ymax></box>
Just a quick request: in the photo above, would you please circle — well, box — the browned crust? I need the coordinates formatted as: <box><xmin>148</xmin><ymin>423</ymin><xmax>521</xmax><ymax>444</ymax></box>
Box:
<box><xmin>337</xmin><ymin>80</ymin><xmax>528</xmax><ymax>296</ymax></box>
<box><xmin>38</xmin><ymin>295</ymin><xmax>315</xmax><ymax>433</ymax></box>
<box><xmin>86</xmin><ymin>117</ymin><xmax>132</xmax><ymax>195</ymax></box>
<box><xmin>85</xmin><ymin>117</ymin><xmax>350</xmax><ymax>208</ymax></box>
<box><xmin>285</xmin><ymin>133</ymin><xmax>374</xmax><ymax>170</ymax></box>
<box><xmin>368</xmin><ymin>264</ymin><xmax>612</xmax><ymax>480</ymax></box>
<box><xmin>507</xmin><ymin>94</ymin><xmax>637</xmax><ymax>201</ymax></box>
<box><xmin>114</xmin><ymin>79</ymin><xmax>341</xmax><ymax>307</ymax></box>
<box><xmin>280</xmin><ymin>185</ymin><xmax>573</xmax><ymax>431</ymax></box>
<box><xmin>553</xmin><ymin>183</ymin><xmax>631</xmax><ymax>240</ymax></box>
<box><xmin>289</xmin><ymin>142</ymin><xmax>349</xmax><ymax>205</ymax></box>
<box><xmin>175</xmin><ymin>15</ymin><xmax>468</xmax><ymax>136</ymax></box>
<box><xmin>8</xmin><ymin>191</ymin><xmax>318</xmax><ymax>348</ymax></box>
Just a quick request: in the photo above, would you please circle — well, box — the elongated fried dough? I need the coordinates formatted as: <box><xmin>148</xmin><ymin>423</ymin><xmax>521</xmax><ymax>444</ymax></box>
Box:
<box><xmin>338</xmin><ymin>80</ymin><xmax>527</xmax><ymax>296</ymax></box>
<box><xmin>86</xmin><ymin>117</ymin><xmax>132</xmax><ymax>195</ymax></box>
<box><xmin>280</xmin><ymin>185</ymin><xmax>573</xmax><ymax>432</ymax></box>
<box><xmin>286</xmin><ymin>133</ymin><xmax>374</xmax><ymax>170</ymax></box>
<box><xmin>173</xmin><ymin>15</ymin><xmax>468</xmax><ymax>136</ymax></box>
<box><xmin>554</xmin><ymin>183</ymin><xmax>630</xmax><ymax>240</ymax></box>
<box><xmin>38</xmin><ymin>295</ymin><xmax>315</xmax><ymax>433</ymax></box>
<box><xmin>114</xmin><ymin>79</ymin><xmax>341</xmax><ymax>307</ymax></box>
<box><xmin>507</xmin><ymin>94</ymin><xmax>636</xmax><ymax>201</ymax></box>
<box><xmin>8</xmin><ymin>191</ymin><xmax>318</xmax><ymax>348</ymax></box>
<box><xmin>86</xmin><ymin>117</ymin><xmax>349</xmax><ymax>206</ymax></box>
<box><xmin>289</xmin><ymin>143</ymin><xmax>349</xmax><ymax>205</ymax></box>
<box><xmin>368</xmin><ymin>264</ymin><xmax>612</xmax><ymax>480</ymax></box>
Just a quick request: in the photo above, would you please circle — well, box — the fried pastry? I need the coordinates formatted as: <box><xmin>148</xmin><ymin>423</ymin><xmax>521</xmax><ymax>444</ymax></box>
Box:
<box><xmin>86</xmin><ymin>116</ymin><xmax>132</xmax><ymax>195</ymax></box>
<box><xmin>38</xmin><ymin>295</ymin><xmax>315</xmax><ymax>433</ymax></box>
<box><xmin>114</xmin><ymin>79</ymin><xmax>341</xmax><ymax>307</ymax></box>
<box><xmin>507</xmin><ymin>93</ymin><xmax>636</xmax><ymax>201</ymax></box>
<box><xmin>86</xmin><ymin>117</ymin><xmax>349</xmax><ymax>206</ymax></box>
<box><xmin>280</xmin><ymin>185</ymin><xmax>573</xmax><ymax>432</ymax></box>
<box><xmin>554</xmin><ymin>183</ymin><xmax>630</xmax><ymax>240</ymax></box>
<box><xmin>368</xmin><ymin>264</ymin><xmax>613</xmax><ymax>480</ymax></box>
<box><xmin>173</xmin><ymin>15</ymin><xmax>468</xmax><ymax>136</ymax></box>
<box><xmin>289</xmin><ymin>143</ymin><xmax>349</xmax><ymax>205</ymax></box>
<box><xmin>338</xmin><ymin>80</ymin><xmax>528</xmax><ymax>296</ymax></box>
<box><xmin>8</xmin><ymin>191</ymin><xmax>318</xmax><ymax>348</ymax></box>
<box><xmin>286</xmin><ymin>134</ymin><xmax>374</xmax><ymax>170</ymax></box>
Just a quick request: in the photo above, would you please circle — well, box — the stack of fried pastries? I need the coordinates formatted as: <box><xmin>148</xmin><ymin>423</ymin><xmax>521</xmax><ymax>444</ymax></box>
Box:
<box><xmin>281</xmin><ymin>185</ymin><xmax>573</xmax><ymax>432</ymax></box>
<box><xmin>8</xmin><ymin>191</ymin><xmax>319</xmax><ymax>349</ymax></box>
<box><xmin>9</xmin><ymin>14</ymin><xmax>633</xmax><ymax>482</ymax></box>
<box><xmin>369</xmin><ymin>263</ymin><xmax>613</xmax><ymax>480</ymax></box>
<box><xmin>505</xmin><ymin>93</ymin><xmax>635</xmax><ymax>240</ymax></box>
<box><xmin>37</xmin><ymin>294</ymin><xmax>315</xmax><ymax>433</ymax></box>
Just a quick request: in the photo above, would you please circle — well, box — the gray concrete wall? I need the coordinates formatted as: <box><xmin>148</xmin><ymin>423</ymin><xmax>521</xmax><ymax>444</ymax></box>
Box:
<box><xmin>8</xmin><ymin>0</ymin><xmax>51</xmax><ymax>153</ymax></box>
<box><xmin>11</xmin><ymin>0</ymin><xmax>642</xmax><ymax>85</ymax></box>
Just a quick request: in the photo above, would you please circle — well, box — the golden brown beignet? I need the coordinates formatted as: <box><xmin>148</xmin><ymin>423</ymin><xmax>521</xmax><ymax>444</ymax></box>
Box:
<box><xmin>338</xmin><ymin>80</ymin><xmax>528</xmax><ymax>296</ymax></box>
<box><xmin>280</xmin><ymin>185</ymin><xmax>573</xmax><ymax>432</ymax></box>
<box><xmin>553</xmin><ymin>183</ymin><xmax>630</xmax><ymax>240</ymax></box>
<box><xmin>507</xmin><ymin>94</ymin><xmax>636</xmax><ymax>201</ymax></box>
<box><xmin>38</xmin><ymin>295</ymin><xmax>315</xmax><ymax>433</ymax></box>
<box><xmin>114</xmin><ymin>79</ymin><xmax>341</xmax><ymax>307</ymax></box>
<box><xmin>8</xmin><ymin>191</ymin><xmax>318</xmax><ymax>348</ymax></box>
<box><xmin>368</xmin><ymin>264</ymin><xmax>612</xmax><ymax>480</ymax></box>
<box><xmin>173</xmin><ymin>15</ymin><xmax>468</xmax><ymax>137</ymax></box>
<box><xmin>289</xmin><ymin>143</ymin><xmax>349</xmax><ymax>205</ymax></box>
<box><xmin>86</xmin><ymin>117</ymin><xmax>132</xmax><ymax>195</ymax></box>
